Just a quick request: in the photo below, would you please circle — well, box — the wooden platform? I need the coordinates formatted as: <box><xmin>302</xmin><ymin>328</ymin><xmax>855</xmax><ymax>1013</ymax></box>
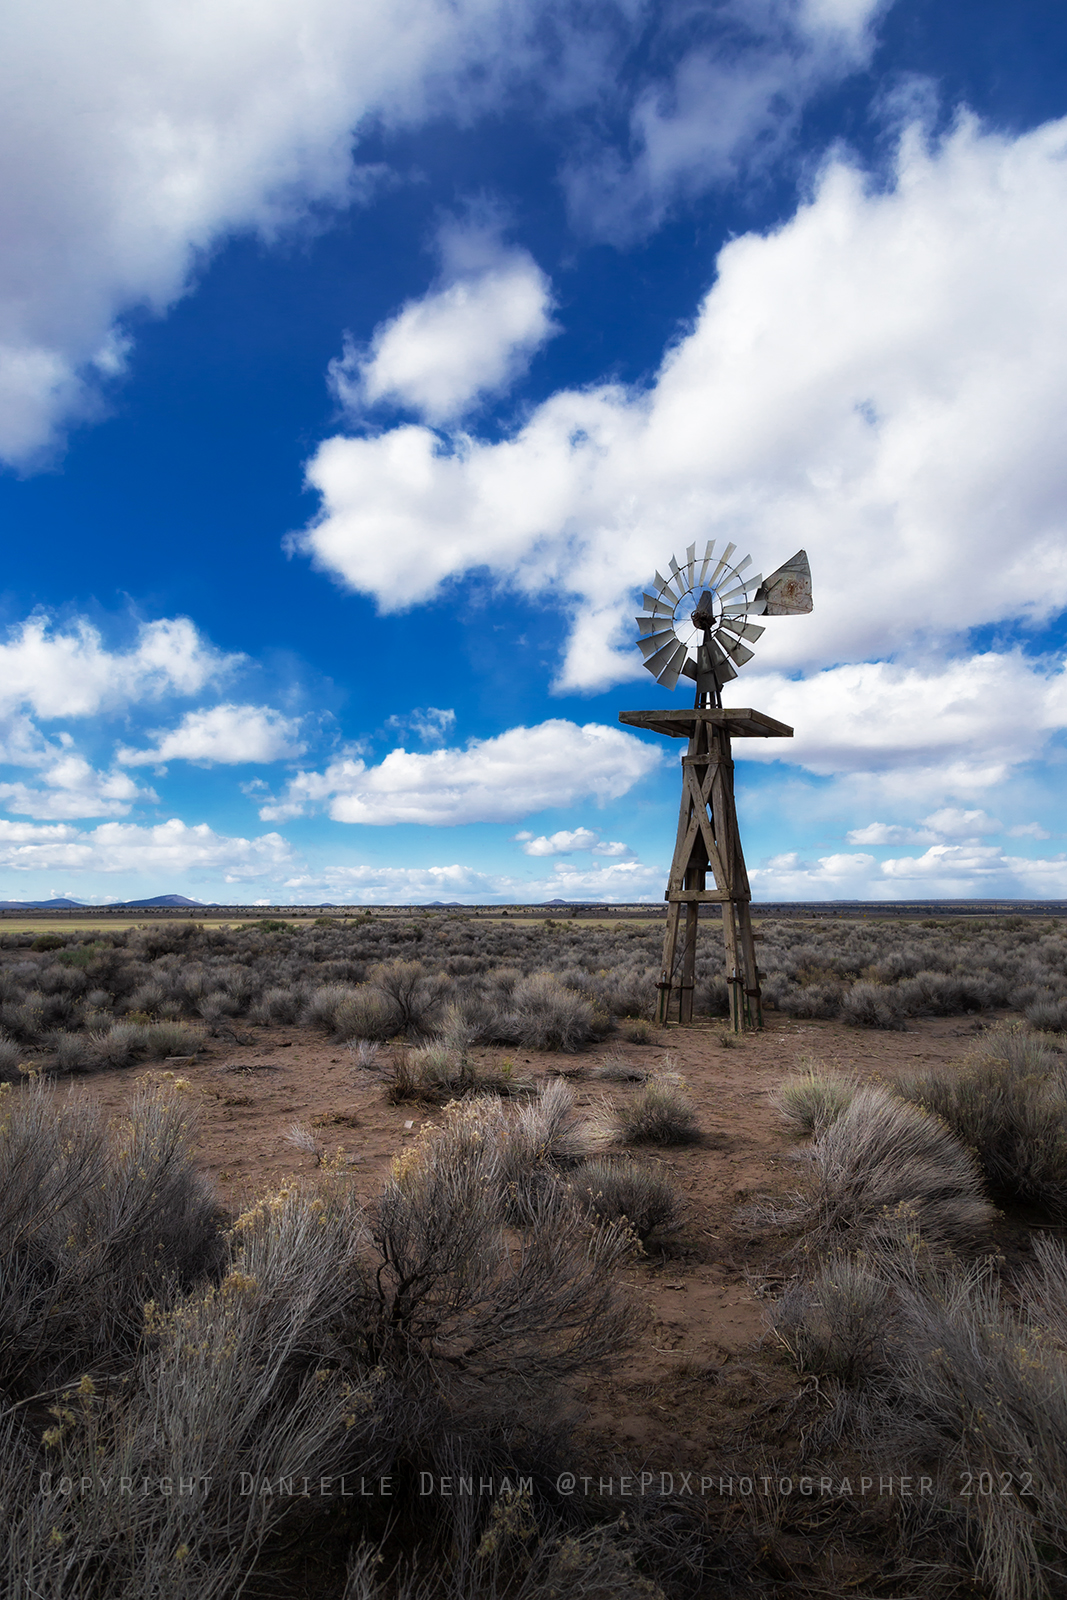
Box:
<box><xmin>618</xmin><ymin>707</ymin><xmax>793</xmax><ymax>739</ymax></box>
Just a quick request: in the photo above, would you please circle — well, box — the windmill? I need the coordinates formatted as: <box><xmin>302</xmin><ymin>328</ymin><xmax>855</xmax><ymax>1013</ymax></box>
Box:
<box><xmin>619</xmin><ymin>542</ymin><xmax>812</xmax><ymax>1029</ymax></box>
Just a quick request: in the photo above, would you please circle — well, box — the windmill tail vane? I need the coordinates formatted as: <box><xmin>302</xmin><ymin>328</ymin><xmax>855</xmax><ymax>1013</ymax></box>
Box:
<box><xmin>635</xmin><ymin>542</ymin><xmax>812</xmax><ymax>703</ymax></box>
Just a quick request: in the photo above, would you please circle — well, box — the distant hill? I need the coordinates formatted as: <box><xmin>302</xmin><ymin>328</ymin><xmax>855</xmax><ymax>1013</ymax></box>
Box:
<box><xmin>112</xmin><ymin>895</ymin><xmax>208</xmax><ymax>908</ymax></box>
<box><xmin>0</xmin><ymin>897</ymin><xmax>87</xmax><ymax>909</ymax></box>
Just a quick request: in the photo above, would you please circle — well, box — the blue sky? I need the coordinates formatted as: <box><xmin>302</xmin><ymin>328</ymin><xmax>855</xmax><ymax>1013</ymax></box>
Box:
<box><xmin>1</xmin><ymin>0</ymin><xmax>1066</xmax><ymax>905</ymax></box>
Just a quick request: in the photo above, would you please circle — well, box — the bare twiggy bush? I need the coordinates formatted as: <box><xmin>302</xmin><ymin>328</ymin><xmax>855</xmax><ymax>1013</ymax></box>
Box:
<box><xmin>2</xmin><ymin>1087</ymin><xmax>641</xmax><ymax>1600</ymax></box>
<box><xmin>613</xmin><ymin>1071</ymin><xmax>701</xmax><ymax>1147</ymax></box>
<box><xmin>895</xmin><ymin>1023</ymin><xmax>1067</xmax><ymax>1218</ymax></box>
<box><xmin>369</xmin><ymin>958</ymin><xmax>451</xmax><ymax>1036</ymax></box>
<box><xmin>784</xmin><ymin>1084</ymin><xmax>994</xmax><ymax>1251</ymax></box>
<box><xmin>374</xmin><ymin>1101</ymin><xmax>636</xmax><ymax>1425</ymax></box>
<box><xmin>575</xmin><ymin>1158</ymin><xmax>683</xmax><ymax>1242</ymax></box>
<box><xmin>775</xmin><ymin>1067</ymin><xmax>855</xmax><ymax>1134</ymax></box>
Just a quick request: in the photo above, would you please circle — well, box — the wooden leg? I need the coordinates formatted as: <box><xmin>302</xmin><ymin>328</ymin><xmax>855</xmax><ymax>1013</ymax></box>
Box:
<box><xmin>679</xmin><ymin>900</ymin><xmax>698</xmax><ymax>1023</ymax></box>
<box><xmin>735</xmin><ymin>898</ymin><xmax>762</xmax><ymax>1030</ymax></box>
<box><xmin>721</xmin><ymin>901</ymin><xmax>742</xmax><ymax>1031</ymax></box>
<box><xmin>658</xmin><ymin>900</ymin><xmax>683</xmax><ymax>1023</ymax></box>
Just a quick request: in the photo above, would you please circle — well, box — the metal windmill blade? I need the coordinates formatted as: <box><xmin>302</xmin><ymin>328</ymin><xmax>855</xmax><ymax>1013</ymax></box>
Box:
<box><xmin>634</xmin><ymin>545</ymin><xmax>813</xmax><ymax>701</ymax></box>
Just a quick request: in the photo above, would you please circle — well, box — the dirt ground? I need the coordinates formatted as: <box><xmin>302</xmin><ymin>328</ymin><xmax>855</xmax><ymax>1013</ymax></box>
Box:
<box><xmin>66</xmin><ymin>1009</ymin><xmax>1001</xmax><ymax>1492</ymax></box>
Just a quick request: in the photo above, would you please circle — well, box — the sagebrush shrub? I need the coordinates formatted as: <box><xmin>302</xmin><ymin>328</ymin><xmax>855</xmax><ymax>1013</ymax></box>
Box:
<box><xmin>840</xmin><ymin>981</ymin><xmax>906</xmax><ymax>1030</ymax></box>
<box><xmin>776</xmin><ymin>1068</ymin><xmax>855</xmax><ymax>1134</ymax></box>
<box><xmin>774</xmin><ymin>1234</ymin><xmax>1067</xmax><ymax>1600</ymax></box>
<box><xmin>614</xmin><ymin>1072</ymin><xmax>700</xmax><ymax>1146</ymax></box>
<box><xmin>0</xmin><ymin>1076</ymin><xmax>221</xmax><ymax>1393</ymax></box>
<box><xmin>0</xmin><ymin>1036</ymin><xmax>23</xmax><ymax>1081</ymax></box>
<box><xmin>894</xmin><ymin>1025</ymin><xmax>1067</xmax><ymax>1218</ymax></box>
<box><xmin>499</xmin><ymin>971</ymin><xmax>610</xmax><ymax>1052</ymax></box>
<box><xmin>791</xmin><ymin>1084</ymin><xmax>993</xmax><ymax>1251</ymax></box>
<box><xmin>576</xmin><ymin>1158</ymin><xmax>682</xmax><ymax>1242</ymax></box>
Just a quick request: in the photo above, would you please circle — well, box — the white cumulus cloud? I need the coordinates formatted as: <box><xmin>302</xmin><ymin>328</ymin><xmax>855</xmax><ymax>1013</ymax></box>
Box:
<box><xmin>736</xmin><ymin>653</ymin><xmax>1067</xmax><ymax>790</ymax></box>
<box><xmin>752</xmin><ymin>845</ymin><xmax>1067</xmax><ymax>900</ymax></box>
<box><xmin>0</xmin><ymin>754</ymin><xmax>154</xmax><ymax>820</ymax></box>
<box><xmin>0</xmin><ymin>615</ymin><xmax>235</xmax><ymax>720</ymax></box>
<box><xmin>259</xmin><ymin>719</ymin><xmax>661</xmax><ymax>825</ymax></box>
<box><xmin>0</xmin><ymin>0</ymin><xmax>580</xmax><ymax>464</ymax></box>
<box><xmin>0</xmin><ymin>817</ymin><xmax>294</xmax><ymax>880</ymax></box>
<box><xmin>116</xmin><ymin>704</ymin><xmax>305</xmax><ymax>767</ymax></box>
<box><xmin>515</xmin><ymin>826</ymin><xmax>632</xmax><ymax>857</ymax></box>
<box><xmin>283</xmin><ymin>854</ymin><xmax>661</xmax><ymax>903</ymax></box>
<box><xmin>846</xmin><ymin>808</ymin><xmax>1003</xmax><ymax>847</ymax></box>
<box><xmin>565</xmin><ymin>0</ymin><xmax>885</xmax><ymax>241</ymax></box>
<box><xmin>331</xmin><ymin>216</ymin><xmax>557</xmax><ymax>424</ymax></box>
<box><xmin>301</xmin><ymin>115</ymin><xmax>1067</xmax><ymax>699</ymax></box>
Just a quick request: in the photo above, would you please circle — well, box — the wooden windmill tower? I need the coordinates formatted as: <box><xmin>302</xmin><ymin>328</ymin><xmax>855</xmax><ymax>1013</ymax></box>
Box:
<box><xmin>619</xmin><ymin>544</ymin><xmax>812</xmax><ymax>1030</ymax></box>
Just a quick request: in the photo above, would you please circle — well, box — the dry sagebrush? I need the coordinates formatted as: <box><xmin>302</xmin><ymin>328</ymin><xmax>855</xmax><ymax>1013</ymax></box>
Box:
<box><xmin>894</xmin><ymin>1023</ymin><xmax>1067</xmax><ymax>1218</ymax></box>
<box><xmin>774</xmin><ymin>1233</ymin><xmax>1067</xmax><ymax>1600</ymax></box>
<box><xmin>771</xmin><ymin>1083</ymin><xmax>994</xmax><ymax>1253</ymax></box>
<box><xmin>0</xmin><ymin>1075</ymin><xmax>642</xmax><ymax>1600</ymax></box>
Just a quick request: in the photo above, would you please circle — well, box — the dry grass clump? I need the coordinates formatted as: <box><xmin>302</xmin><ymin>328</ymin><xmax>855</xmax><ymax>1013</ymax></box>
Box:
<box><xmin>779</xmin><ymin>1083</ymin><xmax>994</xmax><ymax>1252</ymax></box>
<box><xmin>612</xmin><ymin>1066</ymin><xmax>701</xmax><ymax>1147</ymax></box>
<box><xmin>620</xmin><ymin>1018</ymin><xmax>656</xmax><ymax>1045</ymax></box>
<box><xmin>894</xmin><ymin>1023</ymin><xmax>1067</xmax><ymax>1218</ymax></box>
<box><xmin>575</xmin><ymin>1158</ymin><xmax>683</xmax><ymax>1242</ymax></box>
<box><xmin>775</xmin><ymin>1066</ymin><xmax>855</xmax><ymax>1134</ymax></box>
<box><xmin>590</xmin><ymin>1052</ymin><xmax>649</xmax><ymax>1082</ymax></box>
